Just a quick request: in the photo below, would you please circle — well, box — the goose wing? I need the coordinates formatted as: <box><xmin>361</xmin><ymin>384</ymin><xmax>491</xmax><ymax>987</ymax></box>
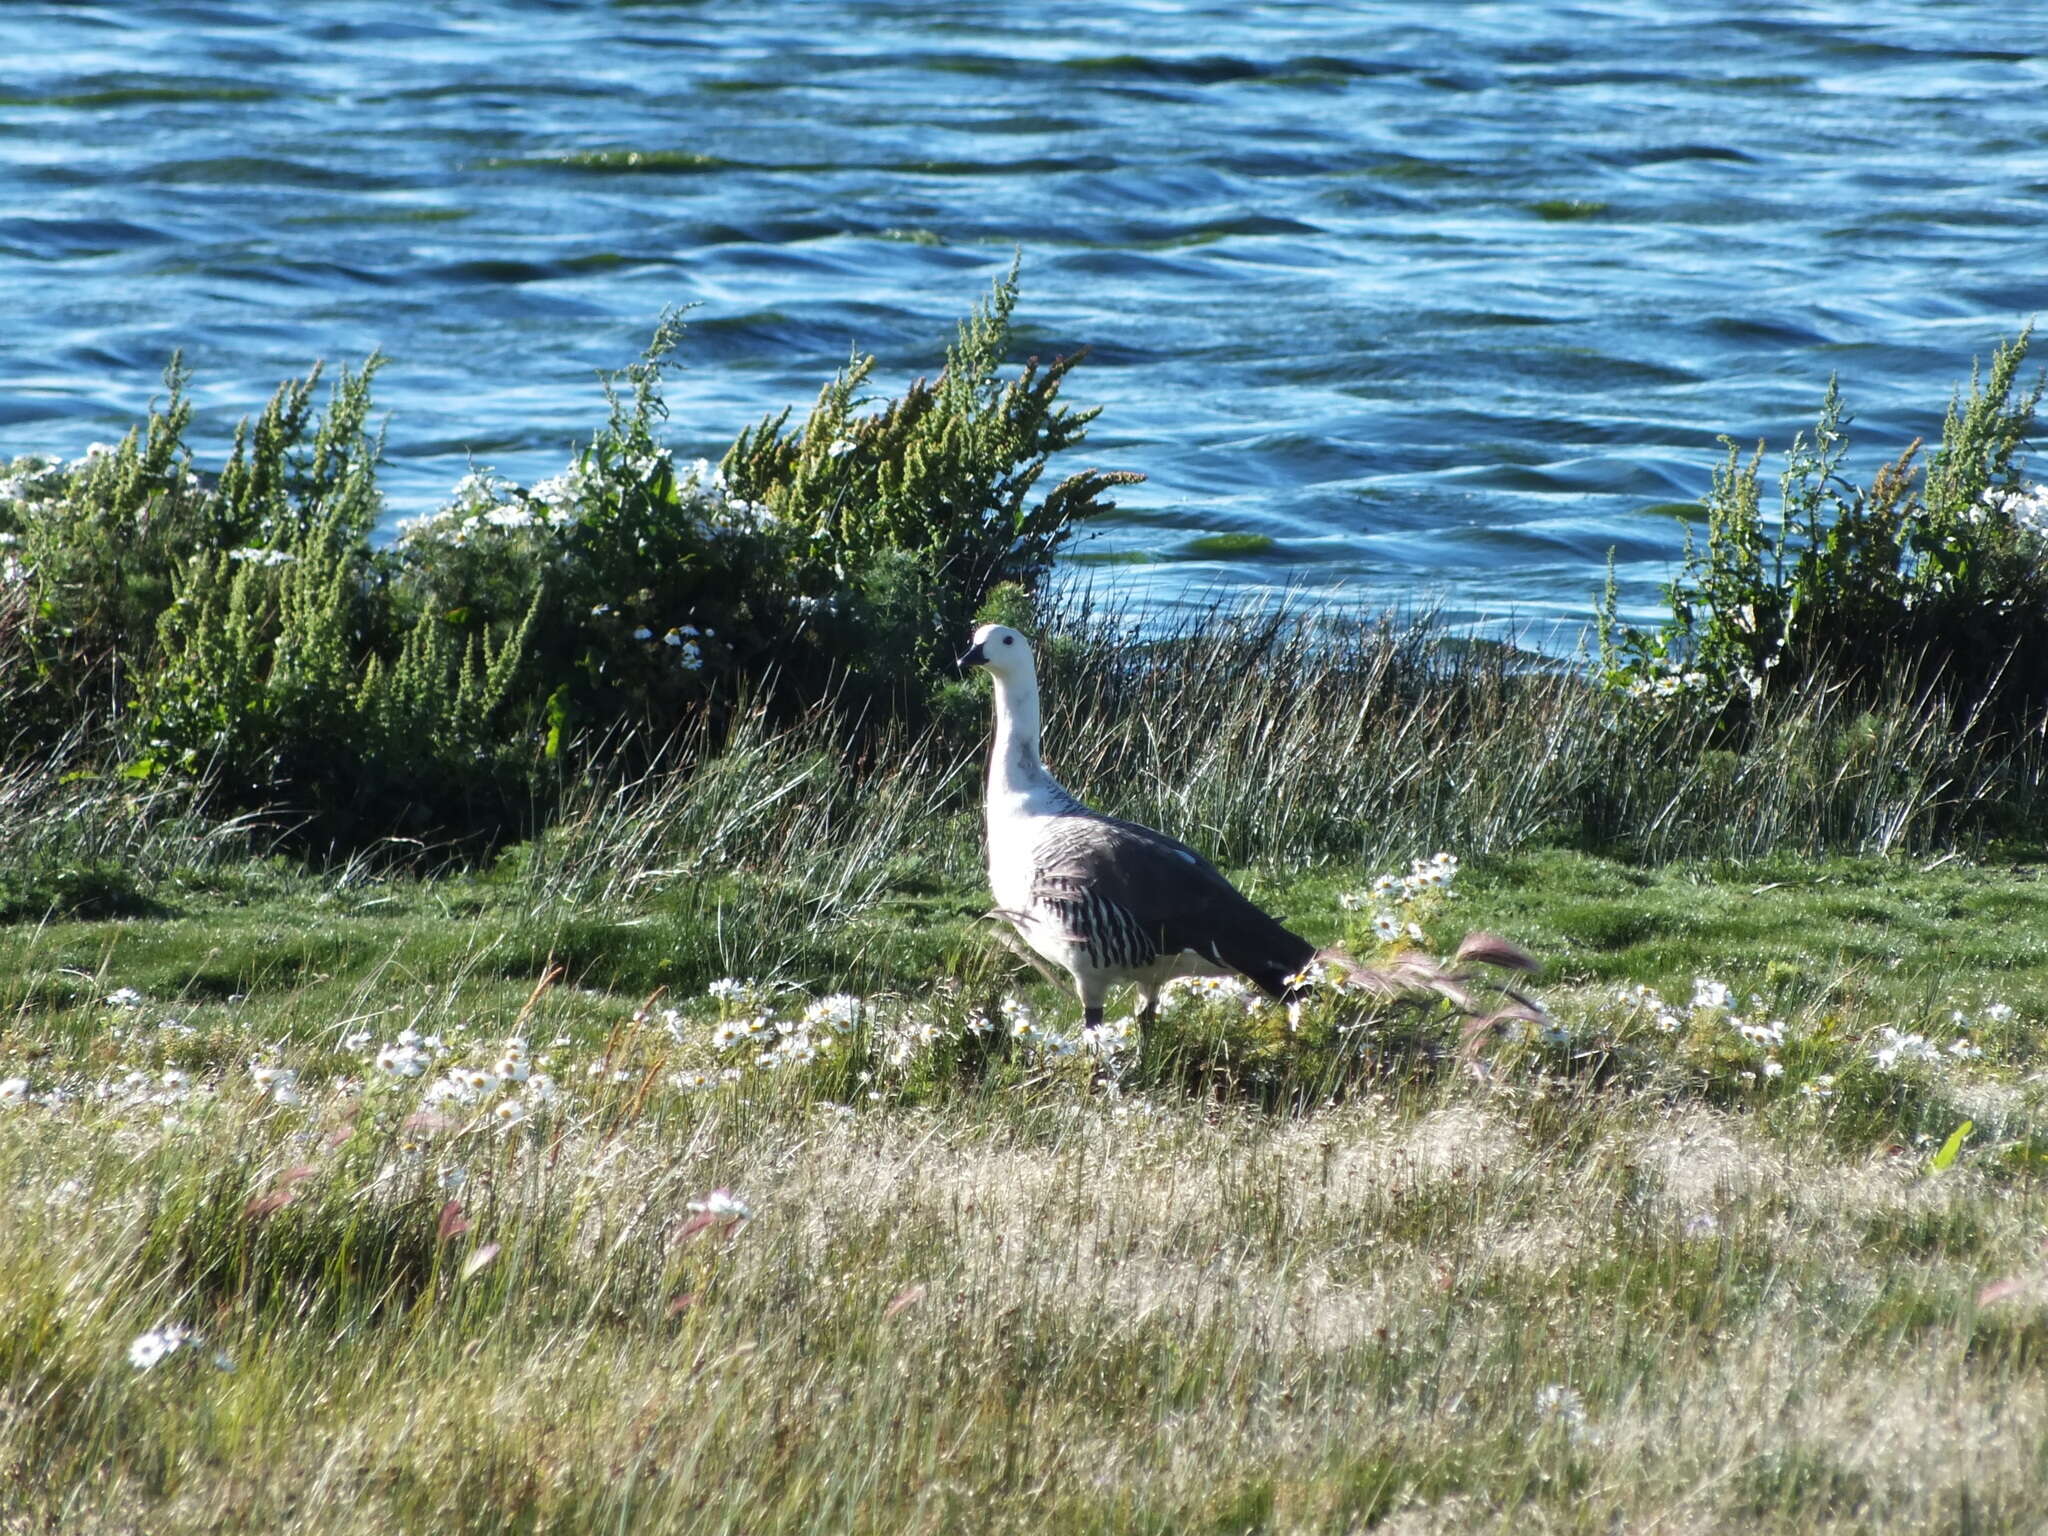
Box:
<box><xmin>1028</xmin><ymin>814</ymin><xmax>1314</xmax><ymax>996</ymax></box>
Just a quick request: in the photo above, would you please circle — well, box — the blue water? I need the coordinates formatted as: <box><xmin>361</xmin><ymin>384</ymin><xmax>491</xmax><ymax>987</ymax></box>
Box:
<box><xmin>3</xmin><ymin>2</ymin><xmax>2045</xmax><ymax>641</ymax></box>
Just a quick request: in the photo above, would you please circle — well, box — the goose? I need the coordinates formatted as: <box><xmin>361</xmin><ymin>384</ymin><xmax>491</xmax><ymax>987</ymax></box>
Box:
<box><xmin>958</xmin><ymin>622</ymin><xmax>1324</xmax><ymax>1034</ymax></box>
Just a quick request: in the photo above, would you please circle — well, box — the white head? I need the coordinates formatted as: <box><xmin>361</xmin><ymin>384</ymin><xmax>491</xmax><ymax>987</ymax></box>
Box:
<box><xmin>957</xmin><ymin>622</ymin><xmax>1036</xmax><ymax>686</ymax></box>
<box><xmin>959</xmin><ymin>622</ymin><xmax>1063</xmax><ymax>795</ymax></box>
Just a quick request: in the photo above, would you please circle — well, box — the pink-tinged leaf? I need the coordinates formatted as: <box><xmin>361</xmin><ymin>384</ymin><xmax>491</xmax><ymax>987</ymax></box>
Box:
<box><xmin>674</xmin><ymin>1213</ymin><xmax>718</xmax><ymax>1243</ymax></box>
<box><xmin>404</xmin><ymin>1111</ymin><xmax>456</xmax><ymax>1135</ymax></box>
<box><xmin>437</xmin><ymin>1199</ymin><xmax>470</xmax><ymax>1242</ymax></box>
<box><xmin>460</xmin><ymin>1242</ymin><xmax>500</xmax><ymax>1280</ymax></box>
<box><xmin>1421</xmin><ymin>974</ymin><xmax>1479</xmax><ymax>1012</ymax></box>
<box><xmin>668</xmin><ymin>1292</ymin><xmax>698</xmax><ymax>1316</ymax></box>
<box><xmin>322</xmin><ymin>1126</ymin><xmax>355</xmax><ymax>1151</ymax></box>
<box><xmin>1454</xmin><ymin>932</ymin><xmax>1541</xmax><ymax>974</ymax></box>
<box><xmin>245</xmin><ymin>1188</ymin><xmax>294</xmax><ymax>1220</ymax></box>
<box><xmin>1340</xmin><ymin>968</ymin><xmax>1406</xmax><ymax>1000</ymax></box>
<box><xmin>884</xmin><ymin>1284</ymin><xmax>927</xmax><ymax>1319</ymax></box>
<box><xmin>246</xmin><ymin>1164</ymin><xmax>321</xmax><ymax>1219</ymax></box>
<box><xmin>1978</xmin><ymin>1276</ymin><xmax>2028</xmax><ymax>1307</ymax></box>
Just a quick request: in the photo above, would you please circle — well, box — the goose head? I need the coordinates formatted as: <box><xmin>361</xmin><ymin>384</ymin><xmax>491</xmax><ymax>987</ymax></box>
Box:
<box><xmin>956</xmin><ymin>622</ymin><xmax>1036</xmax><ymax>684</ymax></box>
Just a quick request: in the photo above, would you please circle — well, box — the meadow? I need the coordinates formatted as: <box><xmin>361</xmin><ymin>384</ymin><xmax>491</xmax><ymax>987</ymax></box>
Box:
<box><xmin>5</xmin><ymin>295</ymin><xmax>2048</xmax><ymax>1531</ymax></box>
<box><xmin>8</xmin><ymin>620</ymin><xmax>2048</xmax><ymax>1532</ymax></box>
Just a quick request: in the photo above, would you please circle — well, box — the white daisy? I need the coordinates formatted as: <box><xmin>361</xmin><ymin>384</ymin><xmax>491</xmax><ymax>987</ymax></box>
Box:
<box><xmin>688</xmin><ymin>1189</ymin><xmax>752</xmax><ymax>1220</ymax></box>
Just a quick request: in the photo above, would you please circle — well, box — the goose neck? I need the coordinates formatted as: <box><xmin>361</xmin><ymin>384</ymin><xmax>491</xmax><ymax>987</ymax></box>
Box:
<box><xmin>988</xmin><ymin>668</ymin><xmax>1050</xmax><ymax>799</ymax></box>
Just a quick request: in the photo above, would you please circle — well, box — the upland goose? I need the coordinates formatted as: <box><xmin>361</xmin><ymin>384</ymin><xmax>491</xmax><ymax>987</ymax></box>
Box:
<box><xmin>958</xmin><ymin>623</ymin><xmax>1322</xmax><ymax>1032</ymax></box>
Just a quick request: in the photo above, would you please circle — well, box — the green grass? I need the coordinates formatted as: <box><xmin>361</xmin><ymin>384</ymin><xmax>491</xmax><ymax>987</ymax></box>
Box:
<box><xmin>7</xmin><ymin>597</ymin><xmax>2048</xmax><ymax>1530</ymax></box>
<box><xmin>5</xmin><ymin>833</ymin><xmax>2048</xmax><ymax>1531</ymax></box>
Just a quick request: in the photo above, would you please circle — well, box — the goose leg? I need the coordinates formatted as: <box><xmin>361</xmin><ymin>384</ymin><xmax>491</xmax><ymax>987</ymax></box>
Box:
<box><xmin>1073</xmin><ymin>966</ymin><xmax>1105</xmax><ymax>1040</ymax></box>
<box><xmin>1077</xmin><ymin>972</ymin><xmax>1107</xmax><ymax>1035</ymax></box>
<box><xmin>1080</xmin><ymin>994</ymin><xmax>1111</xmax><ymax>1094</ymax></box>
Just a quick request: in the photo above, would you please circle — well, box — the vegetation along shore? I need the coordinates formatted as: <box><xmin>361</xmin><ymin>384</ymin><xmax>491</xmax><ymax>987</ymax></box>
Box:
<box><xmin>4</xmin><ymin>274</ymin><xmax>2048</xmax><ymax>1531</ymax></box>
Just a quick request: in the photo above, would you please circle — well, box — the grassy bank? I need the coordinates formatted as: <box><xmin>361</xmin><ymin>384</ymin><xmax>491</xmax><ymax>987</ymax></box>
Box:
<box><xmin>5</xmin><ymin>833</ymin><xmax>2048</xmax><ymax>1532</ymax></box>
<box><xmin>7</xmin><ymin>615</ymin><xmax>2048</xmax><ymax>1532</ymax></box>
<box><xmin>6</xmin><ymin>309</ymin><xmax>2048</xmax><ymax>1529</ymax></box>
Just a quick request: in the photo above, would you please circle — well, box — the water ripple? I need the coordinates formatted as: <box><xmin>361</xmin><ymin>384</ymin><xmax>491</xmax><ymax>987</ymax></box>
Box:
<box><xmin>1</xmin><ymin>0</ymin><xmax>2043</xmax><ymax>642</ymax></box>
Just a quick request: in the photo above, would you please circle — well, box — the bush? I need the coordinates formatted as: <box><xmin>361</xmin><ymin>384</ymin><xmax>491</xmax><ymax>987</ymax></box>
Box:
<box><xmin>384</xmin><ymin>316</ymin><xmax>793</xmax><ymax>762</ymax></box>
<box><xmin>378</xmin><ymin>263</ymin><xmax>1140</xmax><ymax>751</ymax></box>
<box><xmin>0</xmin><ymin>359</ymin><xmax>385</xmax><ymax>742</ymax></box>
<box><xmin>721</xmin><ymin>257</ymin><xmax>1141</xmax><ymax>683</ymax></box>
<box><xmin>0</xmin><ymin>268</ymin><xmax>1135</xmax><ymax>849</ymax></box>
<box><xmin>1601</xmin><ymin>328</ymin><xmax>2047</xmax><ymax>719</ymax></box>
<box><xmin>137</xmin><ymin>509</ymin><xmax>540</xmax><ymax>841</ymax></box>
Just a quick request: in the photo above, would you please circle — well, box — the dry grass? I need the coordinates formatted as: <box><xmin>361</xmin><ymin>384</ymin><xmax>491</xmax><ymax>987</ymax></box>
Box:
<box><xmin>4</xmin><ymin>937</ymin><xmax>2047</xmax><ymax>1533</ymax></box>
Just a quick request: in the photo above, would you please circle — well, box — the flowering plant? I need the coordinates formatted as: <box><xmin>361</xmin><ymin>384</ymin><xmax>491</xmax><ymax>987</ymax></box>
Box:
<box><xmin>1599</xmin><ymin>328</ymin><xmax>2047</xmax><ymax>719</ymax></box>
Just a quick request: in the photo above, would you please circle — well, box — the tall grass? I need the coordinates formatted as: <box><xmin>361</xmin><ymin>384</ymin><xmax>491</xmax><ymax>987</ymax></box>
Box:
<box><xmin>516</xmin><ymin>598</ymin><xmax>2048</xmax><ymax>929</ymax></box>
<box><xmin>526</xmin><ymin>705</ymin><xmax>973</xmax><ymax>912</ymax></box>
<box><xmin>9</xmin><ymin>584</ymin><xmax>2042</xmax><ymax>939</ymax></box>
<box><xmin>1030</xmin><ymin>599</ymin><xmax>2048</xmax><ymax>865</ymax></box>
<box><xmin>0</xmin><ymin>713</ymin><xmax>263</xmax><ymax>922</ymax></box>
<box><xmin>517</xmin><ymin>702</ymin><xmax>982</xmax><ymax>989</ymax></box>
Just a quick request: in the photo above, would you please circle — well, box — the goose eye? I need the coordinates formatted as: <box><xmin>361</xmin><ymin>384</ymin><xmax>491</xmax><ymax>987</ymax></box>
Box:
<box><xmin>1002</xmin><ymin>635</ymin><xmax>1014</xmax><ymax>645</ymax></box>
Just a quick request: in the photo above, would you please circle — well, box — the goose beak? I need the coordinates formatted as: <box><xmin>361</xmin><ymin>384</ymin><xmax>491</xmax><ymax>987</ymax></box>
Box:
<box><xmin>956</xmin><ymin>641</ymin><xmax>988</xmax><ymax>671</ymax></box>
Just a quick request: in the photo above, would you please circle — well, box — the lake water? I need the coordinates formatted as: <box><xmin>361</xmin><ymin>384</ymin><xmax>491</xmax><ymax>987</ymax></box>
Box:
<box><xmin>3</xmin><ymin>1</ymin><xmax>2044</xmax><ymax>643</ymax></box>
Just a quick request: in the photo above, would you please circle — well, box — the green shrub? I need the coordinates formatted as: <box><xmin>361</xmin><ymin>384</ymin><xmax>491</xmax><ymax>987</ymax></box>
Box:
<box><xmin>137</xmin><ymin>509</ymin><xmax>539</xmax><ymax>839</ymax></box>
<box><xmin>384</xmin><ymin>320</ymin><xmax>788</xmax><ymax>754</ymax></box>
<box><xmin>1601</xmin><ymin>328</ymin><xmax>2046</xmax><ymax>718</ymax></box>
<box><xmin>1</xmin><ymin>358</ymin><xmax>386</xmax><ymax>755</ymax></box>
<box><xmin>2</xmin><ymin>269</ymin><xmax>1134</xmax><ymax>849</ymax></box>
<box><xmin>720</xmin><ymin>257</ymin><xmax>1142</xmax><ymax>682</ymax></box>
<box><xmin>390</xmin><ymin>265</ymin><xmax>1140</xmax><ymax>746</ymax></box>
